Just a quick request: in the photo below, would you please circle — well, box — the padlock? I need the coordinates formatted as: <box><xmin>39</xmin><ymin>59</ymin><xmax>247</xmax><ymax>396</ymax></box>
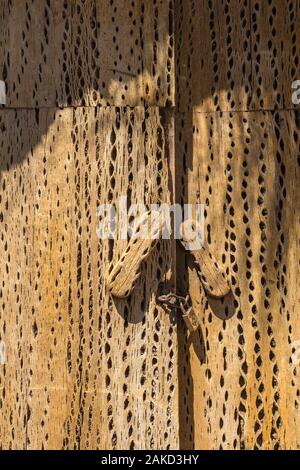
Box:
<box><xmin>157</xmin><ymin>292</ymin><xmax>200</xmax><ymax>333</ymax></box>
<box><xmin>179</xmin><ymin>298</ymin><xmax>200</xmax><ymax>333</ymax></box>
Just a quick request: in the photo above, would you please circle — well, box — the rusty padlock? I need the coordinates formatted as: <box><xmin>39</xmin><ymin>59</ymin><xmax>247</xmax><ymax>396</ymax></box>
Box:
<box><xmin>157</xmin><ymin>292</ymin><xmax>200</xmax><ymax>333</ymax></box>
<box><xmin>179</xmin><ymin>296</ymin><xmax>200</xmax><ymax>333</ymax></box>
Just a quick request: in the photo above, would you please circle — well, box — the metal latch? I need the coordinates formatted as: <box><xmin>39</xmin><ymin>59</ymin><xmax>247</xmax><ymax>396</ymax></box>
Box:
<box><xmin>157</xmin><ymin>292</ymin><xmax>200</xmax><ymax>333</ymax></box>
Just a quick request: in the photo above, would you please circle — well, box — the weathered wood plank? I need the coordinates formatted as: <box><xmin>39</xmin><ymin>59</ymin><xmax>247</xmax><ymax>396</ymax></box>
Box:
<box><xmin>176</xmin><ymin>0</ymin><xmax>300</xmax><ymax>112</ymax></box>
<box><xmin>0</xmin><ymin>107</ymin><xmax>178</xmax><ymax>449</ymax></box>
<box><xmin>251</xmin><ymin>0</ymin><xmax>300</xmax><ymax>110</ymax></box>
<box><xmin>176</xmin><ymin>0</ymin><xmax>252</xmax><ymax>112</ymax></box>
<box><xmin>0</xmin><ymin>0</ymin><xmax>175</xmax><ymax>107</ymax></box>
<box><xmin>180</xmin><ymin>110</ymin><xmax>300</xmax><ymax>450</ymax></box>
<box><xmin>0</xmin><ymin>109</ymin><xmax>34</xmax><ymax>449</ymax></box>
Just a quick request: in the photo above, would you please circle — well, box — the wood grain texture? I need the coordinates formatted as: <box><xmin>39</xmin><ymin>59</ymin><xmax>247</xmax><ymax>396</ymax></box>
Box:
<box><xmin>177</xmin><ymin>110</ymin><xmax>300</xmax><ymax>450</ymax></box>
<box><xmin>175</xmin><ymin>0</ymin><xmax>300</xmax><ymax>449</ymax></box>
<box><xmin>0</xmin><ymin>107</ymin><xmax>178</xmax><ymax>449</ymax></box>
<box><xmin>0</xmin><ymin>0</ymin><xmax>175</xmax><ymax>107</ymax></box>
<box><xmin>0</xmin><ymin>0</ymin><xmax>300</xmax><ymax>451</ymax></box>
<box><xmin>176</xmin><ymin>0</ymin><xmax>300</xmax><ymax>112</ymax></box>
<box><xmin>0</xmin><ymin>0</ymin><xmax>177</xmax><ymax>450</ymax></box>
<box><xmin>107</xmin><ymin>211</ymin><xmax>163</xmax><ymax>299</ymax></box>
<box><xmin>251</xmin><ymin>0</ymin><xmax>300</xmax><ymax>110</ymax></box>
<box><xmin>190</xmin><ymin>245</ymin><xmax>231</xmax><ymax>299</ymax></box>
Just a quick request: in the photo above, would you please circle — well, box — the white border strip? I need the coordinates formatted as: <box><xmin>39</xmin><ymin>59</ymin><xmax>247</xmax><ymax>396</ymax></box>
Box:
<box><xmin>0</xmin><ymin>81</ymin><xmax>6</xmax><ymax>105</ymax></box>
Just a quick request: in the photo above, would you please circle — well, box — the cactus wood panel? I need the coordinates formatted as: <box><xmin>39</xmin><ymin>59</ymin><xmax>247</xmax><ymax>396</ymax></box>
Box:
<box><xmin>0</xmin><ymin>0</ymin><xmax>175</xmax><ymax>108</ymax></box>
<box><xmin>176</xmin><ymin>0</ymin><xmax>300</xmax><ymax>112</ymax></box>
<box><xmin>176</xmin><ymin>110</ymin><xmax>300</xmax><ymax>450</ymax></box>
<box><xmin>0</xmin><ymin>107</ymin><xmax>178</xmax><ymax>449</ymax></box>
<box><xmin>0</xmin><ymin>0</ymin><xmax>300</xmax><ymax>452</ymax></box>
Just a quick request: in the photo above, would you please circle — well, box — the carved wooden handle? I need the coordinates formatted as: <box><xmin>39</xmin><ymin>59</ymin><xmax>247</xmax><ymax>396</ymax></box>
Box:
<box><xmin>108</xmin><ymin>213</ymin><xmax>230</xmax><ymax>300</ymax></box>
<box><xmin>107</xmin><ymin>211</ymin><xmax>162</xmax><ymax>298</ymax></box>
<box><xmin>180</xmin><ymin>220</ymin><xmax>230</xmax><ymax>298</ymax></box>
<box><xmin>189</xmin><ymin>244</ymin><xmax>231</xmax><ymax>298</ymax></box>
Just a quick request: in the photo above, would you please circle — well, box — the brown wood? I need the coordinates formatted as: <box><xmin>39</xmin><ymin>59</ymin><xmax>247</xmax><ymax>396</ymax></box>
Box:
<box><xmin>0</xmin><ymin>0</ymin><xmax>300</xmax><ymax>451</ymax></box>
<box><xmin>107</xmin><ymin>211</ymin><xmax>163</xmax><ymax>299</ymax></box>
<box><xmin>192</xmin><ymin>246</ymin><xmax>231</xmax><ymax>299</ymax></box>
<box><xmin>0</xmin><ymin>106</ymin><xmax>178</xmax><ymax>450</ymax></box>
<box><xmin>0</xmin><ymin>0</ymin><xmax>175</xmax><ymax>108</ymax></box>
<box><xmin>177</xmin><ymin>109</ymin><xmax>300</xmax><ymax>450</ymax></box>
<box><xmin>176</xmin><ymin>0</ymin><xmax>300</xmax><ymax>450</ymax></box>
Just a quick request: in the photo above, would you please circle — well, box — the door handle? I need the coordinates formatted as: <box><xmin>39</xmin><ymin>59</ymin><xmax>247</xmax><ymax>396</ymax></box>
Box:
<box><xmin>182</xmin><ymin>241</ymin><xmax>231</xmax><ymax>298</ymax></box>
<box><xmin>180</xmin><ymin>221</ymin><xmax>231</xmax><ymax>298</ymax></box>
<box><xmin>107</xmin><ymin>214</ymin><xmax>230</xmax><ymax>300</ymax></box>
<box><xmin>107</xmin><ymin>211</ymin><xmax>162</xmax><ymax>298</ymax></box>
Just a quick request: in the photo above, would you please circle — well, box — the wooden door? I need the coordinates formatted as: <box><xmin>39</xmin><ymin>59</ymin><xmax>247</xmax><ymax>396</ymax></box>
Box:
<box><xmin>0</xmin><ymin>0</ymin><xmax>178</xmax><ymax>450</ymax></box>
<box><xmin>0</xmin><ymin>0</ymin><xmax>300</xmax><ymax>451</ymax></box>
<box><xmin>176</xmin><ymin>0</ymin><xmax>300</xmax><ymax>450</ymax></box>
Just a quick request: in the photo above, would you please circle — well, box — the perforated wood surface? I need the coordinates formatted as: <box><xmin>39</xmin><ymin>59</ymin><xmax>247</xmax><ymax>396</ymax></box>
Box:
<box><xmin>176</xmin><ymin>0</ymin><xmax>300</xmax><ymax>450</ymax></box>
<box><xmin>176</xmin><ymin>0</ymin><xmax>300</xmax><ymax>112</ymax></box>
<box><xmin>0</xmin><ymin>0</ymin><xmax>300</xmax><ymax>451</ymax></box>
<box><xmin>0</xmin><ymin>107</ymin><xmax>178</xmax><ymax>449</ymax></box>
<box><xmin>177</xmin><ymin>110</ymin><xmax>300</xmax><ymax>450</ymax></box>
<box><xmin>0</xmin><ymin>0</ymin><xmax>174</xmax><ymax>107</ymax></box>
